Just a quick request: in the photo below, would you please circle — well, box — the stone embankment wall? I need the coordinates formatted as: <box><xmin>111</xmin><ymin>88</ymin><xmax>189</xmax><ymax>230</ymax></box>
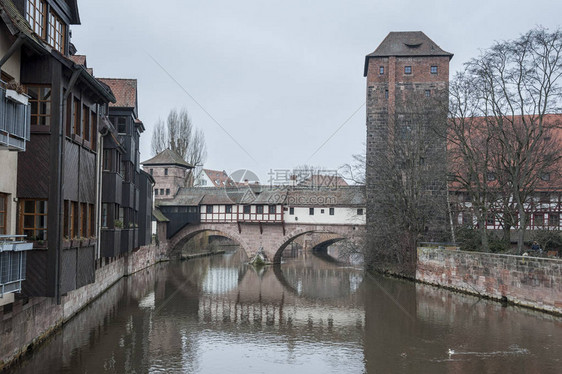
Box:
<box><xmin>0</xmin><ymin>243</ymin><xmax>168</xmax><ymax>370</ymax></box>
<box><xmin>417</xmin><ymin>247</ymin><xmax>562</xmax><ymax>315</ymax></box>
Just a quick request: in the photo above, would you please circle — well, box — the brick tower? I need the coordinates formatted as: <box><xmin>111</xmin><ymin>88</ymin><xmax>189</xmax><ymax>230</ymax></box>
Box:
<box><xmin>364</xmin><ymin>32</ymin><xmax>453</xmax><ymax>272</ymax></box>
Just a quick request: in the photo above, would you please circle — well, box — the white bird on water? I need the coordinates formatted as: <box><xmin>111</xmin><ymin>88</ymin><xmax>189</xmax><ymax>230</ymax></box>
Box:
<box><xmin>448</xmin><ymin>349</ymin><xmax>455</xmax><ymax>356</ymax></box>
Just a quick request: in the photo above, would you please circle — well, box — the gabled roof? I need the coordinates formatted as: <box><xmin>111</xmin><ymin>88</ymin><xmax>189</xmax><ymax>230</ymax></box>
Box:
<box><xmin>297</xmin><ymin>174</ymin><xmax>349</xmax><ymax>188</ymax></box>
<box><xmin>158</xmin><ymin>185</ymin><xmax>366</xmax><ymax>207</ymax></box>
<box><xmin>142</xmin><ymin>149</ymin><xmax>194</xmax><ymax>168</ymax></box>
<box><xmin>364</xmin><ymin>31</ymin><xmax>453</xmax><ymax>76</ymax></box>
<box><xmin>202</xmin><ymin>169</ymin><xmax>236</xmax><ymax>187</ymax></box>
<box><xmin>97</xmin><ymin>78</ymin><xmax>137</xmax><ymax>108</ymax></box>
<box><xmin>69</xmin><ymin>54</ymin><xmax>86</xmax><ymax>66</ymax></box>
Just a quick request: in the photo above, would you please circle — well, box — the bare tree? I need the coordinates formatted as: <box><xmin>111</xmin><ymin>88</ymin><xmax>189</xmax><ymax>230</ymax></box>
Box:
<box><xmin>151</xmin><ymin>107</ymin><xmax>207</xmax><ymax>167</ymax></box>
<box><xmin>151</xmin><ymin>119</ymin><xmax>167</xmax><ymax>156</ymax></box>
<box><xmin>448</xmin><ymin>72</ymin><xmax>496</xmax><ymax>251</ymax></box>
<box><xmin>367</xmin><ymin>90</ymin><xmax>450</xmax><ymax>275</ymax></box>
<box><xmin>340</xmin><ymin>149</ymin><xmax>366</xmax><ymax>185</ymax></box>
<box><xmin>188</xmin><ymin>127</ymin><xmax>207</xmax><ymax>168</ymax></box>
<box><xmin>449</xmin><ymin>27</ymin><xmax>562</xmax><ymax>253</ymax></box>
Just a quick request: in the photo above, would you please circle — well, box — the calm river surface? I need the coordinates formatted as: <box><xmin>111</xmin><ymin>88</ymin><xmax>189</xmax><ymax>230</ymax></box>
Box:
<box><xmin>7</xmin><ymin>250</ymin><xmax>562</xmax><ymax>374</ymax></box>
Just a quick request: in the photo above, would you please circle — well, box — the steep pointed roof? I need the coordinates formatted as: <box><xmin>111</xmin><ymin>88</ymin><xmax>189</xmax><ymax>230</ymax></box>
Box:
<box><xmin>141</xmin><ymin>149</ymin><xmax>194</xmax><ymax>168</ymax></box>
<box><xmin>364</xmin><ymin>31</ymin><xmax>453</xmax><ymax>76</ymax></box>
<box><xmin>97</xmin><ymin>78</ymin><xmax>137</xmax><ymax>108</ymax></box>
<box><xmin>202</xmin><ymin>169</ymin><xmax>236</xmax><ymax>187</ymax></box>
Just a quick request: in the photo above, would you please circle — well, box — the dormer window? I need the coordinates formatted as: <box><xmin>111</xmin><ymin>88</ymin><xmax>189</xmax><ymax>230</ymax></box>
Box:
<box><xmin>26</xmin><ymin>0</ymin><xmax>46</xmax><ymax>38</ymax></box>
<box><xmin>48</xmin><ymin>11</ymin><xmax>65</xmax><ymax>53</ymax></box>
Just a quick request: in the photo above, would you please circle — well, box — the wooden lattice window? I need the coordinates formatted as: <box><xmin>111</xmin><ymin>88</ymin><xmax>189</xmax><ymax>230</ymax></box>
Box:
<box><xmin>48</xmin><ymin>11</ymin><xmax>65</xmax><ymax>53</ymax></box>
<box><xmin>27</xmin><ymin>85</ymin><xmax>51</xmax><ymax>126</ymax></box>
<box><xmin>73</xmin><ymin>98</ymin><xmax>80</xmax><ymax>136</ymax></box>
<box><xmin>534</xmin><ymin>213</ymin><xmax>545</xmax><ymax>228</ymax></box>
<box><xmin>90</xmin><ymin>111</ymin><xmax>97</xmax><ymax>150</ymax></box>
<box><xmin>19</xmin><ymin>199</ymin><xmax>47</xmax><ymax>240</ymax></box>
<box><xmin>83</xmin><ymin>105</ymin><xmax>90</xmax><ymax>141</ymax></box>
<box><xmin>549</xmin><ymin>213</ymin><xmax>560</xmax><ymax>228</ymax></box>
<box><xmin>70</xmin><ymin>201</ymin><xmax>77</xmax><ymax>238</ymax></box>
<box><xmin>26</xmin><ymin>0</ymin><xmax>46</xmax><ymax>38</ymax></box>
<box><xmin>89</xmin><ymin>204</ymin><xmax>95</xmax><ymax>236</ymax></box>
<box><xmin>80</xmin><ymin>203</ymin><xmax>87</xmax><ymax>237</ymax></box>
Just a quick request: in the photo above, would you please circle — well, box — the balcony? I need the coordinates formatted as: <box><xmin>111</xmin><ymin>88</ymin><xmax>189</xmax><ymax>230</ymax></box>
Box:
<box><xmin>0</xmin><ymin>234</ymin><xmax>33</xmax><ymax>297</ymax></box>
<box><xmin>0</xmin><ymin>86</ymin><xmax>30</xmax><ymax>152</ymax></box>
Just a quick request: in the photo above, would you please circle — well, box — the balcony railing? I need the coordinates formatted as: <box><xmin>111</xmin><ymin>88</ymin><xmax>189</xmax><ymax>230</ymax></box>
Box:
<box><xmin>0</xmin><ymin>85</ymin><xmax>31</xmax><ymax>152</ymax></box>
<box><xmin>0</xmin><ymin>234</ymin><xmax>33</xmax><ymax>297</ymax></box>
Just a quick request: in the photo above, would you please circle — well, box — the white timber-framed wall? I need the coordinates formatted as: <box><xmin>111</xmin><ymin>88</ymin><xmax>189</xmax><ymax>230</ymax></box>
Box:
<box><xmin>283</xmin><ymin>206</ymin><xmax>365</xmax><ymax>225</ymax></box>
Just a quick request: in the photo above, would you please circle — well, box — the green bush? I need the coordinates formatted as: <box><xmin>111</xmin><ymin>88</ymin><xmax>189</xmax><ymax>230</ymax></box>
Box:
<box><xmin>455</xmin><ymin>225</ymin><xmax>481</xmax><ymax>252</ymax></box>
<box><xmin>488</xmin><ymin>237</ymin><xmax>509</xmax><ymax>253</ymax></box>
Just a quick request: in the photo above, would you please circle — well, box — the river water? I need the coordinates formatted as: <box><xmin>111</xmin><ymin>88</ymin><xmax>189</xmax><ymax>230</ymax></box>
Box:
<box><xmin>7</xmin><ymin>249</ymin><xmax>562</xmax><ymax>374</ymax></box>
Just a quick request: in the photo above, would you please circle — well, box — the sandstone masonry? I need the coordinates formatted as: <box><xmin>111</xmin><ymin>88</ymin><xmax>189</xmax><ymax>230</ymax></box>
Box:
<box><xmin>417</xmin><ymin>247</ymin><xmax>562</xmax><ymax>315</ymax></box>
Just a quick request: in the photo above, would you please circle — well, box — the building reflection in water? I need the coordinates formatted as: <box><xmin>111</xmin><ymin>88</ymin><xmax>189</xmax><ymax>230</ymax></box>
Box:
<box><xmin>8</xmin><ymin>247</ymin><xmax>562</xmax><ymax>374</ymax></box>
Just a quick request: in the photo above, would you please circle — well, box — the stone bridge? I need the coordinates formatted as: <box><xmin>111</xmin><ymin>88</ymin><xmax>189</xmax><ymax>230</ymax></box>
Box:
<box><xmin>167</xmin><ymin>222</ymin><xmax>364</xmax><ymax>263</ymax></box>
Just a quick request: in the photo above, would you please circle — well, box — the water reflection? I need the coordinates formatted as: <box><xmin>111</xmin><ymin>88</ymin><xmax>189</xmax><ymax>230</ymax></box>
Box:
<box><xmin>6</xmin><ymin>249</ymin><xmax>562</xmax><ymax>374</ymax></box>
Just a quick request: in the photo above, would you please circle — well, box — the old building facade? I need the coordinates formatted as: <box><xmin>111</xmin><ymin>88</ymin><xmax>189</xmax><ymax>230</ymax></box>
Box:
<box><xmin>3</xmin><ymin>0</ymin><xmax>117</xmax><ymax>298</ymax></box>
<box><xmin>364</xmin><ymin>32</ymin><xmax>452</xmax><ymax>270</ymax></box>
<box><xmin>98</xmin><ymin>78</ymin><xmax>154</xmax><ymax>257</ymax></box>
<box><xmin>142</xmin><ymin>148</ymin><xmax>194</xmax><ymax>199</ymax></box>
<box><xmin>0</xmin><ymin>0</ymin><xmax>154</xmax><ymax>302</ymax></box>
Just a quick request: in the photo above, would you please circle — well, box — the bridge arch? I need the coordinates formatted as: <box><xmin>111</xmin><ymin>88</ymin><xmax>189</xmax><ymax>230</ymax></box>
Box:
<box><xmin>168</xmin><ymin>224</ymin><xmax>253</xmax><ymax>259</ymax></box>
<box><xmin>272</xmin><ymin>225</ymin><xmax>359</xmax><ymax>263</ymax></box>
<box><xmin>167</xmin><ymin>222</ymin><xmax>364</xmax><ymax>263</ymax></box>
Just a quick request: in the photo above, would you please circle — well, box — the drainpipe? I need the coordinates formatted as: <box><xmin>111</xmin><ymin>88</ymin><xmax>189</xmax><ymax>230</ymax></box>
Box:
<box><xmin>55</xmin><ymin>67</ymin><xmax>80</xmax><ymax>304</ymax></box>
<box><xmin>95</xmin><ymin>106</ymin><xmax>106</xmax><ymax>260</ymax></box>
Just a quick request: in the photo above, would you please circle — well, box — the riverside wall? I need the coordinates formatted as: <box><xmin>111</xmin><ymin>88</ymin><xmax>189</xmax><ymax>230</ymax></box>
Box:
<box><xmin>0</xmin><ymin>243</ymin><xmax>168</xmax><ymax>370</ymax></box>
<box><xmin>416</xmin><ymin>247</ymin><xmax>562</xmax><ymax>315</ymax></box>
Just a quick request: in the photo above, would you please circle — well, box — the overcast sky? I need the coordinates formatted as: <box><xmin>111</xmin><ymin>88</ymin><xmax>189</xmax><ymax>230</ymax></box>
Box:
<box><xmin>71</xmin><ymin>0</ymin><xmax>562</xmax><ymax>182</ymax></box>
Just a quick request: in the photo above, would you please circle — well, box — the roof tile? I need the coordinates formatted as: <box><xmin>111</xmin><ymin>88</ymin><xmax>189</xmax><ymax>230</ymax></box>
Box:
<box><xmin>98</xmin><ymin>78</ymin><xmax>137</xmax><ymax>108</ymax></box>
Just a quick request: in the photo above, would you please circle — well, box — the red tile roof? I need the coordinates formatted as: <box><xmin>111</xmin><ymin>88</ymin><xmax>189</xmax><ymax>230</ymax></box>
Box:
<box><xmin>448</xmin><ymin>114</ymin><xmax>562</xmax><ymax>191</ymax></box>
<box><xmin>203</xmin><ymin>169</ymin><xmax>236</xmax><ymax>187</ymax></box>
<box><xmin>69</xmin><ymin>55</ymin><xmax>86</xmax><ymax>66</ymax></box>
<box><xmin>298</xmin><ymin>174</ymin><xmax>349</xmax><ymax>187</ymax></box>
<box><xmin>98</xmin><ymin>78</ymin><xmax>137</xmax><ymax>108</ymax></box>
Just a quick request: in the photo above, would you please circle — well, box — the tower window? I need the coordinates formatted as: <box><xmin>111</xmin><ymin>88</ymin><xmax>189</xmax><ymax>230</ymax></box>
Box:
<box><xmin>164</xmin><ymin>168</ymin><xmax>168</xmax><ymax>175</ymax></box>
<box><xmin>379</xmin><ymin>66</ymin><xmax>384</xmax><ymax>75</ymax></box>
<box><xmin>385</xmin><ymin>90</ymin><xmax>389</xmax><ymax>99</ymax></box>
<box><xmin>425</xmin><ymin>90</ymin><xmax>431</xmax><ymax>97</ymax></box>
<box><xmin>404</xmin><ymin>66</ymin><xmax>412</xmax><ymax>75</ymax></box>
<box><xmin>430</xmin><ymin>66</ymin><xmax>438</xmax><ymax>74</ymax></box>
